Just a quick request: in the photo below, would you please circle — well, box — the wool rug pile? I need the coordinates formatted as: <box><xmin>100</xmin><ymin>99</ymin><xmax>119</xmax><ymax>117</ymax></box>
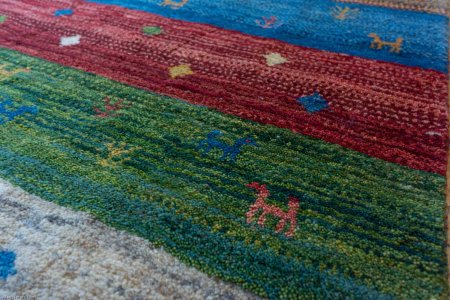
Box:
<box><xmin>0</xmin><ymin>0</ymin><xmax>448</xmax><ymax>299</ymax></box>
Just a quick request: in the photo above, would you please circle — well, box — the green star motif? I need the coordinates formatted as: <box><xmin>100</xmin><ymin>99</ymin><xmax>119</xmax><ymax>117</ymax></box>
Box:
<box><xmin>142</xmin><ymin>26</ymin><xmax>163</xmax><ymax>36</ymax></box>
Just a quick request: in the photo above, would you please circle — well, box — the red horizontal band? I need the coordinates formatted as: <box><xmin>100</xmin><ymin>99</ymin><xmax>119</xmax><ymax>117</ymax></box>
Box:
<box><xmin>0</xmin><ymin>0</ymin><xmax>447</xmax><ymax>174</ymax></box>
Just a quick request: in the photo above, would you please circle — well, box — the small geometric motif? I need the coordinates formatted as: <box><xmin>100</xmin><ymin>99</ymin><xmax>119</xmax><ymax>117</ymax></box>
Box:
<box><xmin>0</xmin><ymin>92</ymin><xmax>38</xmax><ymax>125</ymax></box>
<box><xmin>255</xmin><ymin>16</ymin><xmax>283</xmax><ymax>29</ymax></box>
<box><xmin>54</xmin><ymin>9</ymin><xmax>73</xmax><ymax>17</ymax></box>
<box><xmin>142</xmin><ymin>26</ymin><xmax>163</xmax><ymax>36</ymax></box>
<box><xmin>99</xmin><ymin>142</ymin><xmax>140</xmax><ymax>167</ymax></box>
<box><xmin>0</xmin><ymin>64</ymin><xmax>30</xmax><ymax>81</ymax></box>
<box><xmin>93</xmin><ymin>96</ymin><xmax>131</xmax><ymax>118</ymax></box>
<box><xmin>60</xmin><ymin>35</ymin><xmax>81</xmax><ymax>47</ymax></box>
<box><xmin>264</xmin><ymin>53</ymin><xmax>288</xmax><ymax>67</ymax></box>
<box><xmin>160</xmin><ymin>0</ymin><xmax>189</xmax><ymax>9</ymax></box>
<box><xmin>331</xmin><ymin>6</ymin><xmax>359</xmax><ymax>20</ymax></box>
<box><xmin>0</xmin><ymin>250</ymin><xmax>17</xmax><ymax>280</ymax></box>
<box><xmin>297</xmin><ymin>92</ymin><xmax>329</xmax><ymax>113</ymax></box>
<box><xmin>169</xmin><ymin>64</ymin><xmax>193</xmax><ymax>79</ymax></box>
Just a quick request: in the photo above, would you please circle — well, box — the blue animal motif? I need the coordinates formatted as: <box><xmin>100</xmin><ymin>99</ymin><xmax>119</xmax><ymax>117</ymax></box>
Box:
<box><xmin>54</xmin><ymin>9</ymin><xmax>74</xmax><ymax>17</ymax></box>
<box><xmin>0</xmin><ymin>93</ymin><xmax>38</xmax><ymax>125</ymax></box>
<box><xmin>0</xmin><ymin>250</ymin><xmax>17</xmax><ymax>280</ymax></box>
<box><xmin>198</xmin><ymin>130</ymin><xmax>257</xmax><ymax>162</ymax></box>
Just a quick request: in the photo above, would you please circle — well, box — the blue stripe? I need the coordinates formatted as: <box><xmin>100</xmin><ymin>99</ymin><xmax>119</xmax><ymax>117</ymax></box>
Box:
<box><xmin>87</xmin><ymin>0</ymin><xmax>448</xmax><ymax>72</ymax></box>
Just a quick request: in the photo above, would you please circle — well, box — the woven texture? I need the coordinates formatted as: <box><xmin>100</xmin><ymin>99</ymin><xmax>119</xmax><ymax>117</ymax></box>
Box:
<box><xmin>0</xmin><ymin>0</ymin><xmax>448</xmax><ymax>299</ymax></box>
<box><xmin>334</xmin><ymin>0</ymin><xmax>448</xmax><ymax>15</ymax></box>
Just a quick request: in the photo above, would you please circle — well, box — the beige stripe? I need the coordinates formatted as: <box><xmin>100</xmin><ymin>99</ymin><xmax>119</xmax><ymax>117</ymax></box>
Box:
<box><xmin>0</xmin><ymin>179</ymin><xmax>259</xmax><ymax>300</ymax></box>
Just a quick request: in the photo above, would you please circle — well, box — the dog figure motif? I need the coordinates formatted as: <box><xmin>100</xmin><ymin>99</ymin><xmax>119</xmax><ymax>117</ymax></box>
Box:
<box><xmin>160</xmin><ymin>0</ymin><xmax>189</xmax><ymax>9</ymax></box>
<box><xmin>368</xmin><ymin>33</ymin><xmax>403</xmax><ymax>53</ymax></box>
<box><xmin>0</xmin><ymin>93</ymin><xmax>38</xmax><ymax>125</ymax></box>
<box><xmin>197</xmin><ymin>130</ymin><xmax>257</xmax><ymax>162</ymax></box>
<box><xmin>246</xmin><ymin>182</ymin><xmax>299</xmax><ymax>237</ymax></box>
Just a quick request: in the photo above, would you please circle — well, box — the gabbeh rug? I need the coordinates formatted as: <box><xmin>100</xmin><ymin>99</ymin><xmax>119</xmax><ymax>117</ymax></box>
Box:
<box><xmin>0</xmin><ymin>0</ymin><xmax>448</xmax><ymax>299</ymax></box>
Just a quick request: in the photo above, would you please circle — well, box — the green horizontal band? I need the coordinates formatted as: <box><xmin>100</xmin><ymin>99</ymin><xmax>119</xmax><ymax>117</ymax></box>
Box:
<box><xmin>0</xmin><ymin>48</ymin><xmax>446</xmax><ymax>298</ymax></box>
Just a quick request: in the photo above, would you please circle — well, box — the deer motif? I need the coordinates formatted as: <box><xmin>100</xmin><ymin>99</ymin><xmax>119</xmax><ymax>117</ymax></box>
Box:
<box><xmin>160</xmin><ymin>0</ymin><xmax>189</xmax><ymax>9</ymax></box>
<box><xmin>197</xmin><ymin>130</ymin><xmax>257</xmax><ymax>162</ymax></box>
<box><xmin>331</xmin><ymin>6</ymin><xmax>359</xmax><ymax>20</ymax></box>
<box><xmin>368</xmin><ymin>33</ymin><xmax>403</xmax><ymax>53</ymax></box>
<box><xmin>0</xmin><ymin>93</ymin><xmax>38</xmax><ymax>125</ymax></box>
<box><xmin>255</xmin><ymin>16</ymin><xmax>283</xmax><ymax>29</ymax></box>
<box><xmin>99</xmin><ymin>142</ymin><xmax>139</xmax><ymax>167</ymax></box>
<box><xmin>246</xmin><ymin>182</ymin><xmax>299</xmax><ymax>237</ymax></box>
<box><xmin>93</xmin><ymin>97</ymin><xmax>131</xmax><ymax>118</ymax></box>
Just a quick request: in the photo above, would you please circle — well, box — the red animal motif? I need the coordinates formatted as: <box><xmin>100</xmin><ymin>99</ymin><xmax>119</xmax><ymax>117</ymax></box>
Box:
<box><xmin>93</xmin><ymin>97</ymin><xmax>130</xmax><ymax>118</ymax></box>
<box><xmin>246</xmin><ymin>182</ymin><xmax>299</xmax><ymax>237</ymax></box>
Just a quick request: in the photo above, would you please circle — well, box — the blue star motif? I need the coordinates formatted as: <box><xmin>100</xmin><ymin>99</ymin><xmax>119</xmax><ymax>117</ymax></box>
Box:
<box><xmin>297</xmin><ymin>92</ymin><xmax>329</xmax><ymax>113</ymax></box>
<box><xmin>54</xmin><ymin>9</ymin><xmax>73</xmax><ymax>17</ymax></box>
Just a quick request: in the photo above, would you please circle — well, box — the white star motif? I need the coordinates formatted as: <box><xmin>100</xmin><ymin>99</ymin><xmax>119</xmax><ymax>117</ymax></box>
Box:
<box><xmin>264</xmin><ymin>53</ymin><xmax>288</xmax><ymax>67</ymax></box>
<box><xmin>60</xmin><ymin>35</ymin><xmax>81</xmax><ymax>47</ymax></box>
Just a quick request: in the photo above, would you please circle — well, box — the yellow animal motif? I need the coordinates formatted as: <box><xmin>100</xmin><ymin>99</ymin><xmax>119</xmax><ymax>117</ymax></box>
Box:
<box><xmin>160</xmin><ymin>0</ymin><xmax>189</xmax><ymax>9</ymax></box>
<box><xmin>99</xmin><ymin>142</ymin><xmax>140</xmax><ymax>167</ymax></box>
<box><xmin>0</xmin><ymin>64</ymin><xmax>30</xmax><ymax>81</ymax></box>
<box><xmin>331</xmin><ymin>6</ymin><xmax>359</xmax><ymax>20</ymax></box>
<box><xmin>368</xmin><ymin>33</ymin><xmax>403</xmax><ymax>53</ymax></box>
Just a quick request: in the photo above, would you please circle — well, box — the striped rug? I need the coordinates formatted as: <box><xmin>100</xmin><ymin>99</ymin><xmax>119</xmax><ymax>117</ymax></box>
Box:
<box><xmin>0</xmin><ymin>0</ymin><xmax>448</xmax><ymax>298</ymax></box>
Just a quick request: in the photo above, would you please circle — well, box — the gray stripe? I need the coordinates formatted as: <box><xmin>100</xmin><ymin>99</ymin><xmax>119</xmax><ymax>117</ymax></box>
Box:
<box><xmin>0</xmin><ymin>179</ymin><xmax>259</xmax><ymax>300</ymax></box>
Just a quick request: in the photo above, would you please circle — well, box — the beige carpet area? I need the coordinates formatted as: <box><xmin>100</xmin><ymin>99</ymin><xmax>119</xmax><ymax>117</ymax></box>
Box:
<box><xmin>0</xmin><ymin>179</ymin><xmax>259</xmax><ymax>299</ymax></box>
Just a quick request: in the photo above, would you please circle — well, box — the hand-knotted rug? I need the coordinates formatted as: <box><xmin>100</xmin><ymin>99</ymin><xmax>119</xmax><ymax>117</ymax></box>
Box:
<box><xmin>0</xmin><ymin>0</ymin><xmax>448</xmax><ymax>299</ymax></box>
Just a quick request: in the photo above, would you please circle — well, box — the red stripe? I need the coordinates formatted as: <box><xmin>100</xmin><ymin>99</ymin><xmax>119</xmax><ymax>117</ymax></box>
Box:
<box><xmin>0</xmin><ymin>0</ymin><xmax>447</xmax><ymax>174</ymax></box>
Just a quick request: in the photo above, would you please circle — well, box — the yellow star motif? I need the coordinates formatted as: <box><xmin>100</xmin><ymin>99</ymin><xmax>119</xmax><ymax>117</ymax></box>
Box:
<box><xmin>169</xmin><ymin>64</ymin><xmax>194</xmax><ymax>78</ymax></box>
<box><xmin>264</xmin><ymin>53</ymin><xmax>288</xmax><ymax>67</ymax></box>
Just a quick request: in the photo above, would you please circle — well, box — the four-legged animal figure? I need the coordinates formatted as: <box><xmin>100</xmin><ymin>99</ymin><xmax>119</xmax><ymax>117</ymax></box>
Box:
<box><xmin>198</xmin><ymin>130</ymin><xmax>257</xmax><ymax>162</ymax></box>
<box><xmin>160</xmin><ymin>0</ymin><xmax>189</xmax><ymax>9</ymax></box>
<box><xmin>246</xmin><ymin>182</ymin><xmax>299</xmax><ymax>237</ymax></box>
<box><xmin>93</xmin><ymin>97</ymin><xmax>130</xmax><ymax>118</ymax></box>
<box><xmin>331</xmin><ymin>6</ymin><xmax>359</xmax><ymax>20</ymax></box>
<box><xmin>0</xmin><ymin>93</ymin><xmax>38</xmax><ymax>125</ymax></box>
<box><xmin>255</xmin><ymin>16</ymin><xmax>283</xmax><ymax>29</ymax></box>
<box><xmin>368</xmin><ymin>33</ymin><xmax>403</xmax><ymax>53</ymax></box>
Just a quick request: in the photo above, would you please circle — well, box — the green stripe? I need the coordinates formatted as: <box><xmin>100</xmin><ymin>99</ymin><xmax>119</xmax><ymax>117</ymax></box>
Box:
<box><xmin>0</xmin><ymin>48</ymin><xmax>446</xmax><ymax>299</ymax></box>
